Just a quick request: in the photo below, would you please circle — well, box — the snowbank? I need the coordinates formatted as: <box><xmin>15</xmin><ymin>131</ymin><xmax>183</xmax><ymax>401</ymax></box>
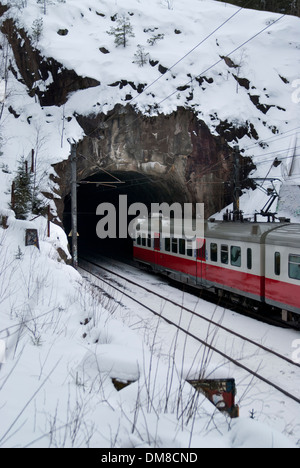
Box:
<box><xmin>0</xmin><ymin>215</ymin><xmax>298</xmax><ymax>447</ymax></box>
<box><xmin>229</xmin><ymin>418</ymin><xmax>297</xmax><ymax>449</ymax></box>
<box><xmin>0</xmin><ymin>0</ymin><xmax>299</xmax><ymax>448</ymax></box>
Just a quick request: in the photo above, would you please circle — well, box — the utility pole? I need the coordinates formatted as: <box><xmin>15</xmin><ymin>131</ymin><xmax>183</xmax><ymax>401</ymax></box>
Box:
<box><xmin>233</xmin><ymin>145</ymin><xmax>241</xmax><ymax>221</ymax></box>
<box><xmin>69</xmin><ymin>140</ymin><xmax>78</xmax><ymax>269</ymax></box>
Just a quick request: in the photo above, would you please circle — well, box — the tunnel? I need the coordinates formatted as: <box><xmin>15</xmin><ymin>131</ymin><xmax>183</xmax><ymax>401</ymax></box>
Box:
<box><xmin>63</xmin><ymin>170</ymin><xmax>189</xmax><ymax>262</ymax></box>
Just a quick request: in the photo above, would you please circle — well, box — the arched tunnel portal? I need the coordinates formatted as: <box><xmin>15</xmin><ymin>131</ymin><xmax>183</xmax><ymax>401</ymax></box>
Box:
<box><xmin>50</xmin><ymin>105</ymin><xmax>256</xmax><ymax>261</ymax></box>
<box><xmin>63</xmin><ymin>169</ymin><xmax>191</xmax><ymax>260</ymax></box>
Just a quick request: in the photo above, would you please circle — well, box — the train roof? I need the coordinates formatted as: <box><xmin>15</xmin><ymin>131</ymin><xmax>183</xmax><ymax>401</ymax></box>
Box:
<box><xmin>135</xmin><ymin>217</ymin><xmax>300</xmax><ymax>245</ymax></box>
<box><xmin>265</xmin><ymin>223</ymin><xmax>300</xmax><ymax>248</ymax></box>
<box><xmin>204</xmin><ymin>221</ymin><xmax>298</xmax><ymax>244</ymax></box>
<box><xmin>204</xmin><ymin>221</ymin><xmax>278</xmax><ymax>243</ymax></box>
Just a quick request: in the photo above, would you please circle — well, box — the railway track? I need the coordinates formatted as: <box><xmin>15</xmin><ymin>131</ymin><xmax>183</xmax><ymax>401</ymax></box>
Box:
<box><xmin>79</xmin><ymin>256</ymin><xmax>300</xmax><ymax>406</ymax></box>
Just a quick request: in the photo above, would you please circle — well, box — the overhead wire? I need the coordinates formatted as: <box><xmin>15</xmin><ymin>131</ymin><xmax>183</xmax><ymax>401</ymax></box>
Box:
<box><xmin>78</xmin><ymin>9</ymin><xmax>293</xmax><ymax>198</ymax></box>
<box><xmin>248</xmin><ymin>144</ymin><xmax>300</xmax><ymax>160</ymax></box>
<box><xmin>182</xmin><ymin>132</ymin><xmax>300</xmax><ymax>181</ymax></box>
<box><xmin>85</xmin><ymin>145</ymin><xmax>300</xmax><ymax>193</ymax></box>
<box><xmin>243</xmin><ymin>126</ymin><xmax>300</xmax><ymax>150</ymax></box>
<box><xmin>254</xmin><ymin>152</ymin><xmax>300</xmax><ymax>166</ymax></box>
<box><xmin>78</xmin><ymin>3</ymin><xmax>252</xmax><ymax>192</ymax></box>
<box><xmin>81</xmin><ymin>9</ymin><xmax>288</xmax><ymax>194</ymax></box>
<box><xmin>128</xmin><ymin>2</ymin><xmax>252</xmax><ymax>105</ymax></box>
<box><xmin>156</xmin><ymin>13</ymin><xmax>286</xmax><ymax>108</ymax></box>
<box><xmin>84</xmin><ymin>0</ymin><xmax>258</xmax><ymax>140</ymax></box>
<box><xmin>88</xmin><ymin>146</ymin><xmax>300</xmax><ymax>193</ymax></box>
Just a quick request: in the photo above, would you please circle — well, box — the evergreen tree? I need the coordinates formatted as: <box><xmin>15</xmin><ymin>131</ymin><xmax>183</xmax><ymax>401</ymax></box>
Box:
<box><xmin>133</xmin><ymin>45</ymin><xmax>149</xmax><ymax>67</ymax></box>
<box><xmin>11</xmin><ymin>158</ymin><xmax>33</xmax><ymax>220</ymax></box>
<box><xmin>147</xmin><ymin>33</ymin><xmax>165</xmax><ymax>46</ymax></box>
<box><xmin>107</xmin><ymin>15</ymin><xmax>135</xmax><ymax>48</ymax></box>
<box><xmin>31</xmin><ymin>18</ymin><xmax>43</xmax><ymax>46</ymax></box>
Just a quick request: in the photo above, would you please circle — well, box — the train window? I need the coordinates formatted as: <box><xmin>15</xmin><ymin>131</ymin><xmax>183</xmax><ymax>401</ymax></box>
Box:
<box><xmin>210</xmin><ymin>243</ymin><xmax>218</xmax><ymax>262</ymax></box>
<box><xmin>197</xmin><ymin>240</ymin><xmax>206</xmax><ymax>261</ymax></box>
<box><xmin>221</xmin><ymin>245</ymin><xmax>228</xmax><ymax>265</ymax></box>
<box><xmin>172</xmin><ymin>238</ymin><xmax>178</xmax><ymax>254</ymax></box>
<box><xmin>274</xmin><ymin>252</ymin><xmax>281</xmax><ymax>276</ymax></box>
<box><xmin>137</xmin><ymin>236</ymin><xmax>141</xmax><ymax>246</ymax></box>
<box><xmin>247</xmin><ymin>248</ymin><xmax>252</xmax><ymax>270</ymax></box>
<box><xmin>179</xmin><ymin>239</ymin><xmax>186</xmax><ymax>256</ymax></box>
<box><xmin>187</xmin><ymin>241</ymin><xmax>193</xmax><ymax>257</ymax></box>
<box><xmin>142</xmin><ymin>235</ymin><xmax>146</xmax><ymax>247</ymax></box>
<box><xmin>147</xmin><ymin>235</ymin><xmax>152</xmax><ymax>248</ymax></box>
<box><xmin>231</xmin><ymin>246</ymin><xmax>241</xmax><ymax>267</ymax></box>
<box><xmin>289</xmin><ymin>255</ymin><xmax>300</xmax><ymax>280</ymax></box>
<box><xmin>165</xmin><ymin>238</ymin><xmax>170</xmax><ymax>252</ymax></box>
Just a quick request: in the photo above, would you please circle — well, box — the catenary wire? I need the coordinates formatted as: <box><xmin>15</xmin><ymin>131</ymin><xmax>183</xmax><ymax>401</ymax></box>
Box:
<box><xmin>85</xmin><ymin>1</ymin><xmax>269</xmax><ymax>140</ymax></box>
<box><xmin>86</xmin><ymin>3</ymin><xmax>248</xmax><ymax>138</ymax></box>
<box><xmin>128</xmin><ymin>3</ymin><xmax>251</xmax><ymax>105</ymax></box>
<box><xmin>157</xmin><ymin>14</ymin><xmax>286</xmax><ymax>108</ymax></box>
<box><xmin>243</xmin><ymin>126</ymin><xmax>300</xmax><ymax>150</ymax></box>
<box><xmin>103</xmin><ymin>13</ymin><xmax>285</xmax><ymax>147</ymax></box>
<box><xmin>77</xmin><ymin>12</ymin><xmax>291</xmax><ymax>195</ymax></box>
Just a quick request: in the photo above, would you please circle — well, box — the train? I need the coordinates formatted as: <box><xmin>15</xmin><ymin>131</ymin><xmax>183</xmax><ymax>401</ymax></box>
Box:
<box><xmin>132</xmin><ymin>217</ymin><xmax>300</xmax><ymax>322</ymax></box>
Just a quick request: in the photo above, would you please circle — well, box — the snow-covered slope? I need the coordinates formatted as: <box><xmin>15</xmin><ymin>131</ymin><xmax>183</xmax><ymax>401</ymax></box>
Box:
<box><xmin>0</xmin><ymin>0</ymin><xmax>300</xmax><ymax>449</ymax></box>
<box><xmin>0</xmin><ymin>213</ymin><xmax>298</xmax><ymax>448</ymax></box>
<box><xmin>0</xmin><ymin>0</ymin><xmax>299</xmax><ymax>218</ymax></box>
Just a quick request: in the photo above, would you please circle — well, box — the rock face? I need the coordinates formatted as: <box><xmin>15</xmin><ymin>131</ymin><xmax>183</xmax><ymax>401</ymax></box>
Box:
<box><xmin>1</xmin><ymin>10</ymin><xmax>255</xmax><ymax>222</ymax></box>
<box><xmin>1</xmin><ymin>16</ymin><xmax>100</xmax><ymax>107</ymax></box>
<box><xmin>53</xmin><ymin>105</ymin><xmax>255</xmax><ymax>220</ymax></box>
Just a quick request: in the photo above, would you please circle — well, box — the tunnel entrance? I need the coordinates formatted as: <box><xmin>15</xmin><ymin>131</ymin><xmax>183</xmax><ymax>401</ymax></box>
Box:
<box><xmin>63</xmin><ymin>170</ymin><xmax>188</xmax><ymax>261</ymax></box>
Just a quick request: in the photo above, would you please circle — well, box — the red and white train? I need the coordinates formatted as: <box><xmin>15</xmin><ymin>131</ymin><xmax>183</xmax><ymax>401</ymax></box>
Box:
<box><xmin>133</xmin><ymin>218</ymin><xmax>300</xmax><ymax>321</ymax></box>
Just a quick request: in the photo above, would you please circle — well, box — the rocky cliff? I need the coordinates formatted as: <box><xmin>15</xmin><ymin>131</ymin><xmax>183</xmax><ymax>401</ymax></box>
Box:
<box><xmin>52</xmin><ymin>105</ymin><xmax>256</xmax><ymax>219</ymax></box>
<box><xmin>0</xmin><ymin>5</ymin><xmax>256</xmax><ymax>219</ymax></box>
<box><xmin>0</xmin><ymin>0</ymin><xmax>298</xmax><ymax>223</ymax></box>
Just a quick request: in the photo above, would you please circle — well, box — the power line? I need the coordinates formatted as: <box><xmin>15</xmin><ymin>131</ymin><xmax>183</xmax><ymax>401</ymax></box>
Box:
<box><xmin>243</xmin><ymin>126</ymin><xmax>300</xmax><ymax>150</ymax></box>
<box><xmin>255</xmin><ymin>152</ymin><xmax>300</xmax><ymax>166</ymax></box>
<box><xmin>85</xmin><ymin>1</ymin><xmax>252</xmax><ymax>139</ymax></box>
<box><xmin>90</xmin><ymin>11</ymin><xmax>286</xmax><ymax>146</ymax></box>
<box><xmin>129</xmin><ymin>3</ymin><xmax>250</xmax><ymax>105</ymax></box>
<box><xmin>77</xmin><ymin>10</ymin><xmax>290</xmax><ymax>201</ymax></box>
<box><xmin>249</xmin><ymin>144</ymin><xmax>300</xmax><ymax>160</ymax></box>
<box><xmin>157</xmin><ymin>14</ymin><xmax>286</xmax><ymax>108</ymax></box>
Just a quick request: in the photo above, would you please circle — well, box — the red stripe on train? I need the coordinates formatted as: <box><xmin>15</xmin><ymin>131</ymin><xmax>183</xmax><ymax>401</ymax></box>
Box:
<box><xmin>265</xmin><ymin>278</ymin><xmax>300</xmax><ymax>310</ymax></box>
<box><xmin>134</xmin><ymin>247</ymin><xmax>300</xmax><ymax>311</ymax></box>
<box><xmin>133</xmin><ymin>247</ymin><xmax>263</xmax><ymax>297</ymax></box>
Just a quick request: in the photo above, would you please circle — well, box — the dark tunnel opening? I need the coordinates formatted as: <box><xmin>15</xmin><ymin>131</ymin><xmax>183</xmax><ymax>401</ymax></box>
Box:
<box><xmin>63</xmin><ymin>171</ymin><xmax>188</xmax><ymax>261</ymax></box>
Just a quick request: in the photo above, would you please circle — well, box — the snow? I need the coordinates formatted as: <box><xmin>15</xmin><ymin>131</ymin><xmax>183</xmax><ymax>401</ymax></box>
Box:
<box><xmin>0</xmin><ymin>217</ymin><xmax>299</xmax><ymax>448</ymax></box>
<box><xmin>0</xmin><ymin>0</ymin><xmax>298</xmax><ymax>220</ymax></box>
<box><xmin>228</xmin><ymin>418</ymin><xmax>297</xmax><ymax>449</ymax></box>
<box><xmin>0</xmin><ymin>0</ymin><xmax>299</xmax><ymax>449</ymax></box>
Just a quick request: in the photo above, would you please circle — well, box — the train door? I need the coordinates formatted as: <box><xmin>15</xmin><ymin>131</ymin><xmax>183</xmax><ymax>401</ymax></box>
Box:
<box><xmin>154</xmin><ymin>233</ymin><xmax>161</xmax><ymax>270</ymax></box>
<box><xmin>196</xmin><ymin>239</ymin><xmax>206</xmax><ymax>286</ymax></box>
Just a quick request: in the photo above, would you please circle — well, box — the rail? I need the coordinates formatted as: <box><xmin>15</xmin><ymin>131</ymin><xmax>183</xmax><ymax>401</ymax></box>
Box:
<box><xmin>79</xmin><ymin>257</ymin><xmax>300</xmax><ymax>406</ymax></box>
